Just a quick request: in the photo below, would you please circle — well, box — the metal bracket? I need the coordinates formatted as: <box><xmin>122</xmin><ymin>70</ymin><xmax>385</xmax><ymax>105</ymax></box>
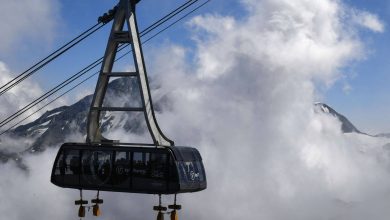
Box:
<box><xmin>86</xmin><ymin>0</ymin><xmax>174</xmax><ymax>146</ymax></box>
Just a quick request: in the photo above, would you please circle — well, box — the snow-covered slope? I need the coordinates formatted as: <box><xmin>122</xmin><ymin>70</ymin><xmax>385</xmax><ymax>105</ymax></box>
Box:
<box><xmin>0</xmin><ymin>77</ymin><xmax>154</xmax><ymax>160</ymax></box>
<box><xmin>0</xmin><ymin>79</ymin><xmax>386</xmax><ymax>163</ymax></box>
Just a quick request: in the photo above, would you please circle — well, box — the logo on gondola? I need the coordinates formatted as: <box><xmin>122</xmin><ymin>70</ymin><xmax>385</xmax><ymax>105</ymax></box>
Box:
<box><xmin>185</xmin><ymin>162</ymin><xmax>200</xmax><ymax>181</ymax></box>
<box><xmin>116</xmin><ymin>166</ymin><xmax>124</xmax><ymax>175</ymax></box>
<box><xmin>190</xmin><ymin>171</ymin><xmax>199</xmax><ymax>181</ymax></box>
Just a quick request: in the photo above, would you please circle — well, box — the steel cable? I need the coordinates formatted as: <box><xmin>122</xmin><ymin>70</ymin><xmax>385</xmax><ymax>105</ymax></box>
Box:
<box><xmin>0</xmin><ymin>0</ymin><xmax>199</xmax><ymax>97</ymax></box>
<box><xmin>0</xmin><ymin>23</ymin><xmax>106</xmax><ymax>96</ymax></box>
<box><xmin>0</xmin><ymin>0</ymin><xmax>210</xmax><ymax>132</ymax></box>
<box><xmin>140</xmin><ymin>0</ymin><xmax>199</xmax><ymax>36</ymax></box>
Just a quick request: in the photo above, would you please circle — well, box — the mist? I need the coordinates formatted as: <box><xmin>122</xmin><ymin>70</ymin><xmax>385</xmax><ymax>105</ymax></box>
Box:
<box><xmin>0</xmin><ymin>62</ymin><xmax>43</xmax><ymax>122</ymax></box>
<box><xmin>0</xmin><ymin>0</ymin><xmax>59</xmax><ymax>54</ymax></box>
<box><xmin>1</xmin><ymin>0</ymin><xmax>390</xmax><ymax>219</ymax></box>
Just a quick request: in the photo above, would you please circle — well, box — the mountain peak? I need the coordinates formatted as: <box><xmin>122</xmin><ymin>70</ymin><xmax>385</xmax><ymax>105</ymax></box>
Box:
<box><xmin>314</xmin><ymin>103</ymin><xmax>362</xmax><ymax>134</ymax></box>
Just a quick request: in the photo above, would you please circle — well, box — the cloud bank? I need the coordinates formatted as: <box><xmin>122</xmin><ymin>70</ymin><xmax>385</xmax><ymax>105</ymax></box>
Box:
<box><xmin>1</xmin><ymin>0</ymin><xmax>389</xmax><ymax>220</ymax></box>
<box><xmin>0</xmin><ymin>0</ymin><xmax>60</xmax><ymax>53</ymax></box>
<box><xmin>0</xmin><ymin>0</ymin><xmax>62</xmax><ymax>130</ymax></box>
<box><xmin>0</xmin><ymin>62</ymin><xmax>43</xmax><ymax>126</ymax></box>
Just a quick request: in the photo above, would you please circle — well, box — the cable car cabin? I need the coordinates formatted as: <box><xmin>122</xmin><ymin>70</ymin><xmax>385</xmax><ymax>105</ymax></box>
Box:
<box><xmin>51</xmin><ymin>143</ymin><xmax>206</xmax><ymax>194</ymax></box>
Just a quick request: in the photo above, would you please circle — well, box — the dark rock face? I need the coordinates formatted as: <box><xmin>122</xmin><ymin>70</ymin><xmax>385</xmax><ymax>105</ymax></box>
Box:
<box><xmin>1</xmin><ymin>95</ymin><xmax>92</xmax><ymax>157</ymax></box>
<box><xmin>1</xmin><ymin>76</ymin><xmax>386</xmax><ymax>164</ymax></box>
<box><xmin>376</xmin><ymin>133</ymin><xmax>390</xmax><ymax>138</ymax></box>
<box><xmin>28</xmin><ymin>95</ymin><xmax>92</xmax><ymax>152</ymax></box>
<box><xmin>0</xmin><ymin>77</ymin><xmax>151</xmax><ymax>159</ymax></box>
<box><xmin>314</xmin><ymin>103</ymin><xmax>362</xmax><ymax>134</ymax></box>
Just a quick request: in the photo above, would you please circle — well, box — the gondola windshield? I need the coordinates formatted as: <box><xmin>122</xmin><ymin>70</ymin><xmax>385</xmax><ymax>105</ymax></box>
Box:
<box><xmin>51</xmin><ymin>143</ymin><xmax>206</xmax><ymax>194</ymax></box>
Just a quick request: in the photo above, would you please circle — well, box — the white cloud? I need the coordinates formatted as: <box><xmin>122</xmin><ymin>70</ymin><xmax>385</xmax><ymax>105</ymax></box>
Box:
<box><xmin>0</xmin><ymin>60</ymin><xmax>72</xmax><ymax>133</ymax></box>
<box><xmin>0</xmin><ymin>0</ymin><xmax>389</xmax><ymax>220</ymax></box>
<box><xmin>0</xmin><ymin>0</ymin><xmax>62</xmax><ymax>129</ymax></box>
<box><xmin>151</xmin><ymin>0</ymin><xmax>390</xmax><ymax>219</ymax></box>
<box><xmin>0</xmin><ymin>149</ymin><xmax>75</xmax><ymax>220</ymax></box>
<box><xmin>342</xmin><ymin>82</ymin><xmax>353</xmax><ymax>94</ymax></box>
<box><xmin>0</xmin><ymin>0</ymin><xmax>60</xmax><ymax>53</ymax></box>
<box><xmin>189</xmin><ymin>0</ymin><xmax>363</xmax><ymax>86</ymax></box>
<box><xmin>352</xmin><ymin>10</ymin><xmax>385</xmax><ymax>33</ymax></box>
<box><xmin>0</xmin><ymin>62</ymin><xmax>44</xmax><ymax>127</ymax></box>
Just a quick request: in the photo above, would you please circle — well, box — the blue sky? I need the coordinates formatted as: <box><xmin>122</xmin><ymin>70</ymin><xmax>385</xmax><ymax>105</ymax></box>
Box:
<box><xmin>3</xmin><ymin>2</ymin><xmax>390</xmax><ymax>219</ymax></box>
<box><xmin>0</xmin><ymin>0</ymin><xmax>389</xmax><ymax>133</ymax></box>
<box><xmin>325</xmin><ymin>0</ymin><xmax>390</xmax><ymax>133</ymax></box>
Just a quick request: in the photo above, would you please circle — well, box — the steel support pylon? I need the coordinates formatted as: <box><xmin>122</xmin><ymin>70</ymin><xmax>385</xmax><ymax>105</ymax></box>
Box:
<box><xmin>86</xmin><ymin>0</ymin><xmax>174</xmax><ymax>146</ymax></box>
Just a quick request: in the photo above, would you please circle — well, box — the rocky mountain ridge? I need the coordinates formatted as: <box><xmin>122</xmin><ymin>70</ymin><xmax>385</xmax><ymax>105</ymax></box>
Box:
<box><xmin>0</xmin><ymin>78</ymin><xmax>149</xmax><ymax>163</ymax></box>
<box><xmin>0</xmin><ymin>78</ymin><xmax>388</xmax><ymax>164</ymax></box>
<box><xmin>314</xmin><ymin>103</ymin><xmax>364</xmax><ymax>134</ymax></box>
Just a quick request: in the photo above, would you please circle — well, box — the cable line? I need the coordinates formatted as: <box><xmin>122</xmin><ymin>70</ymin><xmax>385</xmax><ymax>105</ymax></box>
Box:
<box><xmin>0</xmin><ymin>49</ymin><xmax>132</xmax><ymax>135</ymax></box>
<box><xmin>0</xmin><ymin>0</ymin><xmax>210</xmax><ymax>132</ymax></box>
<box><xmin>0</xmin><ymin>4</ymin><xmax>119</xmax><ymax>96</ymax></box>
<box><xmin>0</xmin><ymin>23</ymin><xmax>106</xmax><ymax>96</ymax></box>
<box><xmin>0</xmin><ymin>57</ymin><xmax>103</xmax><ymax>129</ymax></box>
<box><xmin>0</xmin><ymin>72</ymin><xmax>98</xmax><ymax>136</ymax></box>
<box><xmin>142</xmin><ymin>0</ymin><xmax>210</xmax><ymax>45</ymax></box>
<box><xmin>140</xmin><ymin>0</ymin><xmax>199</xmax><ymax>36</ymax></box>
<box><xmin>0</xmin><ymin>0</ymin><xmax>198</xmax><ymax>97</ymax></box>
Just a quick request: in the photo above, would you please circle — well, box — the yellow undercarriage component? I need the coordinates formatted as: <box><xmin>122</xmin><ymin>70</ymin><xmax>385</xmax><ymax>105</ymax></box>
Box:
<box><xmin>78</xmin><ymin>206</ymin><xmax>86</xmax><ymax>218</ymax></box>
<box><xmin>170</xmin><ymin>210</ymin><xmax>178</xmax><ymax>220</ymax></box>
<box><xmin>93</xmin><ymin>204</ymin><xmax>101</xmax><ymax>216</ymax></box>
<box><xmin>157</xmin><ymin>211</ymin><xmax>164</xmax><ymax>220</ymax></box>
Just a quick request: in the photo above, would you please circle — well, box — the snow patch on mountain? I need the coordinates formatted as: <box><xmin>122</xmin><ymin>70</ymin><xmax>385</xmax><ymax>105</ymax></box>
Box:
<box><xmin>0</xmin><ymin>77</ymin><xmax>157</xmax><ymax>161</ymax></box>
